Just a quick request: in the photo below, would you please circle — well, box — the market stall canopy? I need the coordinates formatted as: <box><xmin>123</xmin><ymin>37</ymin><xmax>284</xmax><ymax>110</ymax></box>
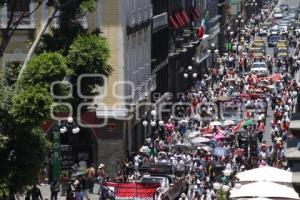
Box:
<box><xmin>236</xmin><ymin>166</ymin><xmax>292</xmax><ymax>183</ymax></box>
<box><xmin>230</xmin><ymin>181</ymin><xmax>299</xmax><ymax>199</ymax></box>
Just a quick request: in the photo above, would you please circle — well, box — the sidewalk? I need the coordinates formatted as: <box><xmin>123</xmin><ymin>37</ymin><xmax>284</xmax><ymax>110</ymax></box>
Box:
<box><xmin>18</xmin><ymin>184</ymin><xmax>100</xmax><ymax>200</ymax></box>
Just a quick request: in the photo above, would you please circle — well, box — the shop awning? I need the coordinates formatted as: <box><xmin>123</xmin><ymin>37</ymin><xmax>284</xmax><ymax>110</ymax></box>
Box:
<box><xmin>180</xmin><ymin>10</ymin><xmax>190</xmax><ymax>24</ymax></box>
<box><xmin>168</xmin><ymin>15</ymin><xmax>179</xmax><ymax>29</ymax></box>
<box><xmin>191</xmin><ymin>7</ymin><xmax>200</xmax><ymax>20</ymax></box>
<box><xmin>174</xmin><ymin>12</ymin><xmax>185</xmax><ymax>27</ymax></box>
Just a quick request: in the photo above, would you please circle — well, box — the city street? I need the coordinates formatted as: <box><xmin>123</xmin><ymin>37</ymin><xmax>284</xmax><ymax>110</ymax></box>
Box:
<box><xmin>2</xmin><ymin>0</ymin><xmax>300</xmax><ymax>200</ymax></box>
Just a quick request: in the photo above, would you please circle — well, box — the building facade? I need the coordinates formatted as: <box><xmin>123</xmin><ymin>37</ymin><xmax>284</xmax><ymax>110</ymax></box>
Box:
<box><xmin>0</xmin><ymin>0</ymin><xmax>153</xmax><ymax>176</ymax></box>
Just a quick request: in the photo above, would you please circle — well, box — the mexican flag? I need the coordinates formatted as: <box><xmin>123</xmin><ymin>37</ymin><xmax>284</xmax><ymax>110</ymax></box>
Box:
<box><xmin>203</xmin><ymin>9</ymin><xmax>210</xmax><ymax>34</ymax></box>
<box><xmin>233</xmin><ymin>119</ymin><xmax>252</xmax><ymax>132</ymax></box>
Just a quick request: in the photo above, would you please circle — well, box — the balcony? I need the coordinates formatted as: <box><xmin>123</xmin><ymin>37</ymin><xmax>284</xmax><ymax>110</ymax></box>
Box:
<box><xmin>52</xmin><ymin>14</ymin><xmax>88</xmax><ymax>29</ymax></box>
<box><xmin>0</xmin><ymin>12</ymin><xmax>35</xmax><ymax>29</ymax></box>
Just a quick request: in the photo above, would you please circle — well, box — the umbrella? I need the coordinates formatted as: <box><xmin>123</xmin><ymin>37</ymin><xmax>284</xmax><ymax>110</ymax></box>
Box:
<box><xmin>214</xmin><ymin>133</ymin><xmax>225</xmax><ymax>140</ymax></box>
<box><xmin>266</xmin><ymin>85</ymin><xmax>275</xmax><ymax>89</ymax></box>
<box><xmin>187</xmin><ymin>131</ymin><xmax>200</xmax><ymax>139</ymax></box>
<box><xmin>230</xmin><ymin>181</ymin><xmax>299</xmax><ymax>199</ymax></box>
<box><xmin>239</xmin><ymin>93</ymin><xmax>251</xmax><ymax>99</ymax></box>
<box><xmin>190</xmin><ymin>136</ymin><xmax>210</xmax><ymax>145</ymax></box>
<box><xmin>202</xmin><ymin>133</ymin><xmax>214</xmax><ymax>138</ymax></box>
<box><xmin>236</xmin><ymin>166</ymin><xmax>292</xmax><ymax>183</ymax></box>
<box><xmin>174</xmin><ymin>143</ymin><xmax>193</xmax><ymax>150</ymax></box>
<box><xmin>210</xmin><ymin>121</ymin><xmax>222</xmax><ymax>126</ymax></box>
<box><xmin>139</xmin><ymin>146</ymin><xmax>150</xmax><ymax>153</ymax></box>
<box><xmin>224</xmin><ymin>119</ymin><xmax>235</xmax><ymax>126</ymax></box>
<box><xmin>217</xmin><ymin>96</ymin><xmax>231</xmax><ymax>102</ymax></box>
<box><xmin>234</xmin><ymin>148</ymin><xmax>244</xmax><ymax>156</ymax></box>
<box><xmin>254</xmin><ymin>88</ymin><xmax>264</xmax><ymax>93</ymax></box>
<box><xmin>213</xmin><ymin>147</ymin><xmax>229</xmax><ymax>157</ymax></box>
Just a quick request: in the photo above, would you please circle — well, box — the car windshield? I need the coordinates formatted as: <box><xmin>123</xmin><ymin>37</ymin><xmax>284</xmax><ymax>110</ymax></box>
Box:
<box><xmin>252</xmin><ymin>63</ymin><xmax>266</xmax><ymax>68</ymax></box>
<box><xmin>270</xmin><ymin>36</ymin><xmax>279</xmax><ymax>41</ymax></box>
<box><xmin>252</xmin><ymin>48</ymin><xmax>263</xmax><ymax>53</ymax></box>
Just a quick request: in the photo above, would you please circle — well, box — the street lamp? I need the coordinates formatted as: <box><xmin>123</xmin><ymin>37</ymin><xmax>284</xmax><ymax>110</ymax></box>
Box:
<box><xmin>207</xmin><ymin>43</ymin><xmax>218</xmax><ymax>65</ymax></box>
<box><xmin>213</xmin><ymin>182</ymin><xmax>230</xmax><ymax>200</ymax></box>
<box><xmin>52</xmin><ymin>116</ymin><xmax>80</xmax><ymax>181</ymax></box>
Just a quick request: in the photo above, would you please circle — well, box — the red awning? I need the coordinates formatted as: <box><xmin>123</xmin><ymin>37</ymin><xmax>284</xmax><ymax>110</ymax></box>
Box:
<box><xmin>168</xmin><ymin>15</ymin><xmax>179</xmax><ymax>29</ymax></box>
<box><xmin>174</xmin><ymin>12</ymin><xmax>185</xmax><ymax>27</ymax></box>
<box><xmin>180</xmin><ymin>10</ymin><xmax>190</xmax><ymax>24</ymax></box>
<box><xmin>191</xmin><ymin>7</ymin><xmax>200</xmax><ymax>20</ymax></box>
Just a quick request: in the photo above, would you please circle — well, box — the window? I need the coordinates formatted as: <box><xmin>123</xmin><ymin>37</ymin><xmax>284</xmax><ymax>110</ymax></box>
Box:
<box><xmin>131</xmin><ymin>0</ymin><xmax>135</xmax><ymax>11</ymax></box>
<box><xmin>7</xmin><ymin>0</ymin><xmax>30</xmax><ymax>13</ymax></box>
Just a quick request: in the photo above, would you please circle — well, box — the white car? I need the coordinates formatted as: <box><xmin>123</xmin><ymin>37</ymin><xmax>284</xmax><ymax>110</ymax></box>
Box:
<box><xmin>273</xmin><ymin>12</ymin><xmax>283</xmax><ymax>18</ymax></box>
<box><xmin>251</xmin><ymin>62</ymin><xmax>268</xmax><ymax>77</ymax></box>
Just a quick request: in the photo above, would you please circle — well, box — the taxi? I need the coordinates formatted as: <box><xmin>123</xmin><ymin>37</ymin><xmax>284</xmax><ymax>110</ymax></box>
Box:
<box><xmin>250</xmin><ymin>47</ymin><xmax>265</xmax><ymax>59</ymax></box>
<box><xmin>252</xmin><ymin>39</ymin><xmax>266</xmax><ymax>53</ymax></box>
<box><xmin>277</xmin><ymin>40</ymin><xmax>288</xmax><ymax>47</ymax></box>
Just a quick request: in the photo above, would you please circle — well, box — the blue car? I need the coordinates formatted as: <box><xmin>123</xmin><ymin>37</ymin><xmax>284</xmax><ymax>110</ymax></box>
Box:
<box><xmin>268</xmin><ymin>35</ymin><xmax>280</xmax><ymax>47</ymax></box>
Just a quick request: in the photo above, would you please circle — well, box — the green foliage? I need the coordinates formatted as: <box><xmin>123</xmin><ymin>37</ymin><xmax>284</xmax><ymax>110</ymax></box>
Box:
<box><xmin>0</xmin><ymin>0</ymin><xmax>109</xmax><ymax>197</ymax></box>
<box><xmin>0</xmin><ymin>127</ymin><xmax>50</xmax><ymax>194</ymax></box>
<box><xmin>68</xmin><ymin>35</ymin><xmax>111</xmax><ymax>75</ymax></box>
<box><xmin>10</xmin><ymin>85</ymin><xmax>53</xmax><ymax>126</ymax></box>
<box><xmin>3</xmin><ymin>61</ymin><xmax>21</xmax><ymax>86</ymax></box>
<box><xmin>79</xmin><ymin>0</ymin><xmax>96</xmax><ymax>13</ymax></box>
<box><xmin>19</xmin><ymin>52</ymin><xmax>71</xmax><ymax>88</ymax></box>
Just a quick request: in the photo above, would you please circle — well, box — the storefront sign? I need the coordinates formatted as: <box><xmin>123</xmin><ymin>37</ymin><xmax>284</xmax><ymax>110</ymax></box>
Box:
<box><xmin>52</xmin><ymin>129</ymin><xmax>61</xmax><ymax>180</ymax></box>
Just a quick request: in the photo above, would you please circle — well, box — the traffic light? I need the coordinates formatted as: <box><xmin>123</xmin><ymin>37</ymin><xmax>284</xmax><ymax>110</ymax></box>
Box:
<box><xmin>238</xmin><ymin>133</ymin><xmax>248</xmax><ymax>157</ymax></box>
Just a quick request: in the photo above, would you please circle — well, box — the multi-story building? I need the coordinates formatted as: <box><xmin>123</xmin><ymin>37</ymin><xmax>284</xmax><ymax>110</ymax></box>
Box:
<box><xmin>0</xmin><ymin>0</ymin><xmax>153</xmax><ymax>176</ymax></box>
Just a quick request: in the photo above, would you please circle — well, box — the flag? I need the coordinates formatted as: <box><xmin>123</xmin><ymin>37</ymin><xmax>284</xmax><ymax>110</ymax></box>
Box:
<box><xmin>203</xmin><ymin>9</ymin><xmax>210</xmax><ymax>34</ymax></box>
<box><xmin>233</xmin><ymin>119</ymin><xmax>246</xmax><ymax>132</ymax></box>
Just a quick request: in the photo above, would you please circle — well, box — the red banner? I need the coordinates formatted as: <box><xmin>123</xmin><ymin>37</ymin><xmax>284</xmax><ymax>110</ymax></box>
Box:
<box><xmin>103</xmin><ymin>182</ymin><xmax>160</xmax><ymax>198</ymax></box>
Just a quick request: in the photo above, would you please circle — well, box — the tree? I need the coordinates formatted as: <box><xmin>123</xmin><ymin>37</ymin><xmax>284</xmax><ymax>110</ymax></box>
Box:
<box><xmin>0</xmin><ymin>0</ymin><xmax>44</xmax><ymax>57</ymax></box>
<box><xmin>0</xmin><ymin>0</ymin><xmax>111</xmax><ymax>197</ymax></box>
<box><xmin>0</xmin><ymin>0</ymin><xmax>96</xmax><ymax>58</ymax></box>
<box><xmin>0</xmin><ymin>52</ymin><xmax>68</xmax><ymax>197</ymax></box>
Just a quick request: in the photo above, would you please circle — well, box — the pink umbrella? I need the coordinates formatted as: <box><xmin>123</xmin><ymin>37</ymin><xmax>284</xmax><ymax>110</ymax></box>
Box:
<box><xmin>234</xmin><ymin>148</ymin><xmax>244</xmax><ymax>156</ymax></box>
<box><xmin>214</xmin><ymin>134</ymin><xmax>225</xmax><ymax>140</ymax></box>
